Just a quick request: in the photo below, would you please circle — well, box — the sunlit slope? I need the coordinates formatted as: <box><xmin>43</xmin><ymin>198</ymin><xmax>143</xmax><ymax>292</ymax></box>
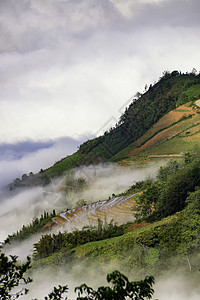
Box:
<box><xmin>51</xmin><ymin>194</ymin><xmax>138</xmax><ymax>232</ymax></box>
<box><xmin>34</xmin><ymin>213</ymin><xmax>187</xmax><ymax>276</ymax></box>
<box><xmin>114</xmin><ymin>102</ymin><xmax>200</xmax><ymax>163</ymax></box>
<box><xmin>44</xmin><ymin>74</ymin><xmax>200</xmax><ymax>174</ymax></box>
<box><xmin>9</xmin><ymin>73</ymin><xmax>200</xmax><ymax>189</ymax></box>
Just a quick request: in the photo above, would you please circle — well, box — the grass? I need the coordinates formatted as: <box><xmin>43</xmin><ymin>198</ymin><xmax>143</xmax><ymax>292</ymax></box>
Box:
<box><xmin>44</xmin><ymin>152</ymin><xmax>82</xmax><ymax>177</ymax></box>
<box><xmin>138</xmin><ymin>133</ymin><xmax>200</xmax><ymax>156</ymax></box>
<box><xmin>177</xmin><ymin>84</ymin><xmax>200</xmax><ymax>106</ymax></box>
<box><xmin>32</xmin><ymin>214</ymin><xmax>177</xmax><ymax>273</ymax></box>
<box><xmin>115</xmin><ymin>104</ymin><xmax>200</xmax><ymax>162</ymax></box>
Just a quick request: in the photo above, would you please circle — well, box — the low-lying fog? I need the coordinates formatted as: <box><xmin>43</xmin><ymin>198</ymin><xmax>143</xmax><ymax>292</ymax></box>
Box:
<box><xmin>3</xmin><ymin>160</ymin><xmax>198</xmax><ymax>300</ymax></box>
<box><xmin>0</xmin><ymin>162</ymin><xmax>162</xmax><ymax>243</ymax></box>
<box><xmin>23</xmin><ymin>263</ymin><xmax>200</xmax><ymax>300</ymax></box>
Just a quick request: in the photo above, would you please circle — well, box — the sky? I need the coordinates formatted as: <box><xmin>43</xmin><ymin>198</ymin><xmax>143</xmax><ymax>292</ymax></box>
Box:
<box><xmin>0</xmin><ymin>0</ymin><xmax>200</xmax><ymax>182</ymax></box>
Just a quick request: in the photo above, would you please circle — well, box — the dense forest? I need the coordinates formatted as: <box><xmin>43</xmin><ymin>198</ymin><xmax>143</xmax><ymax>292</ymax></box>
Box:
<box><xmin>33</xmin><ymin>219</ymin><xmax>124</xmax><ymax>259</ymax></box>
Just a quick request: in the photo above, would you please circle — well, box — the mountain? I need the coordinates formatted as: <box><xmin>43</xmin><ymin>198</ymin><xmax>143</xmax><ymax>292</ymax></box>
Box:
<box><xmin>3</xmin><ymin>71</ymin><xmax>200</xmax><ymax>299</ymax></box>
<box><xmin>9</xmin><ymin>71</ymin><xmax>200</xmax><ymax>190</ymax></box>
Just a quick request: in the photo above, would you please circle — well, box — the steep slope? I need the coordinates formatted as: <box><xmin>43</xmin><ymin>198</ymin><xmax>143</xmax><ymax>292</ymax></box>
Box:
<box><xmin>115</xmin><ymin>101</ymin><xmax>200</xmax><ymax>162</ymax></box>
<box><xmin>79</xmin><ymin>72</ymin><xmax>200</xmax><ymax>161</ymax></box>
<box><xmin>8</xmin><ymin>72</ymin><xmax>200</xmax><ymax>190</ymax></box>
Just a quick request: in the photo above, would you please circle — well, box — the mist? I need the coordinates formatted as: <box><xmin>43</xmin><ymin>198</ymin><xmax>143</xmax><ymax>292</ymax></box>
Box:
<box><xmin>0</xmin><ymin>161</ymin><xmax>164</xmax><ymax>259</ymax></box>
<box><xmin>2</xmin><ymin>160</ymin><xmax>200</xmax><ymax>299</ymax></box>
<box><xmin>20</xmin><ymin>258</ymin><xmax>200</xmax><ymax>300</ymax></box>
<box><xmin>154</xmin><ymin>271</ymin><xmax>200</xmax><ymax>300</ymax></box>
<box><xmin>1</xmin><ymin>0</ymin><xmax>200</xmax><ymax>144</ymax></box>
<box><xmin>0</xmin><ymin>136</ymin><xmax>86</xmax><ymax>188</ymax></box>
<box><xmin>73</xmin><ymin>162</ymin><xmax>161</xmax><ymax>204</ymax></box>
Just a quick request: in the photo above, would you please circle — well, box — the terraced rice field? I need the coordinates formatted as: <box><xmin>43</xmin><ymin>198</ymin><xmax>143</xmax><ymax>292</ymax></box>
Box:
<box><xmin>52</xmin><ymin>194</ymin><xmax>138</xmax><ymax>232</ymax></box>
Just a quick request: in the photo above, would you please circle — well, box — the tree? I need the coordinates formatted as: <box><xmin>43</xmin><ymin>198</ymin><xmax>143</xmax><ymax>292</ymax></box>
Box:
<box><xmin>0</xmin><ymin>246</ymin><xmax>156</xmax><ymax>300</ymax></box>
<box><xmin>75</xmin><ymin>270</ymin><xmax>155</xmax><ymax>300</ymax></box>
<box><xmin>0</xmin><ymin>253</ymin><xmax>32</xmax><ymax>300</ymax></box>
<box><xmin>33</xmin><ymin>286</ymin><xmax>68</xmax><ymax>300</ymax></box>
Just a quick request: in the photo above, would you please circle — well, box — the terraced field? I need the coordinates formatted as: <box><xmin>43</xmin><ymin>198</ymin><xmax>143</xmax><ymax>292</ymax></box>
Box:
<box><xmin>51</xmin><ymin>194</ymin><xmax>138</xmax><ymax>232</ymax></box>
<box><xmin>125</xmin><ymin>103</ymin><xmax>200</xmax><ymax>158</ymax></box>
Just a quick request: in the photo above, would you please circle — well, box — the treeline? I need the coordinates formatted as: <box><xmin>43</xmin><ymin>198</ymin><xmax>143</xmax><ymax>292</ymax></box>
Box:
<box><xmin>135</xmin><ymin>150</ymin><xmax>200</xmax><ymax>221</ymax></box>
<box><xmin>33</xmin><ymin>219</ymin><xmax>124</xmax><ymax>260</ymax></box>
<box><xmin>5</xmin><ymin>210</ymin><xmax>56</xmax><ymax>244</ymax></box>
<box><xmin>79</xmin><ymin>72</ymin><xmax>200</xmax><ymax>160</ymax></box>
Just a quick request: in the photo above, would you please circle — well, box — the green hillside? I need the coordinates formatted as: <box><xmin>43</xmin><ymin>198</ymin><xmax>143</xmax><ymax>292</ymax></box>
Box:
<box><xmin>9</xmin><ymin>71</ymin><xmax>200</xmax><ymax>190</ymax></box>
<box><xmin>4</xmin><ymin>71</ymin><xmax>200</xmax><ymax>298</ymax></box>
<box><xmin>30</xmin><ymin>151</ymin><xmax>200</xmax><ymax>278</ymax></box>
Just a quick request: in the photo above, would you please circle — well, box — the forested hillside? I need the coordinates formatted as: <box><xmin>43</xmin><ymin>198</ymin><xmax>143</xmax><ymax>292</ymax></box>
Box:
<box><xmin>2</xmin><ymin>71</ymin><xmax>200</xmax><ymax>300</ymax></box>
<box><xmin>29</xmin><ymin>151</ymin><xmax>200</xmax><ymax>278</ymax></box>
<box><xmin>78</xmin><ymin>71</ymin><xmax>200</xmax><ymax>161</ymax></box>
<box><xmin>8</xmin><ymin>71</ymin><xmax>200</xmax><ymax>189</ymax></box>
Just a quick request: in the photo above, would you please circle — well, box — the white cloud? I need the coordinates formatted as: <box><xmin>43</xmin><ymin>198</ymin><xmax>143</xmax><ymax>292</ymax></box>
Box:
<box><xmin>0</xmin><ymin>136</ymin><xmax>86</xmax><ymax>187</ymax></box>
<box><xmin>0</xmin><ymin>0</ymin><xmax>200</xmax><ymax>145</ymax></box>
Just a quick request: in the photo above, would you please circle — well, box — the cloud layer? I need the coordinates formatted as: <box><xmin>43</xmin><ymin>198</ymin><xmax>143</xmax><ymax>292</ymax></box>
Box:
<box><xmin>0</xmin><ymin>0</ymin><xmax>200</xmax><ymax>144</ymax></box>
<box><xmin>0</xmin><ymin>136</ymin><xmax>86</xmax><ymax>187</ymax></box>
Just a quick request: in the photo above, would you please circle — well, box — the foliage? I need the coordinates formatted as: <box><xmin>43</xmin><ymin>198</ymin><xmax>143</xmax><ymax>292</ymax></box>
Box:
<box><xmin>135</xmin><ymin>152</ymin><xmax>200</xmax><ymax>221</ymax></box>
<box><xmin>120</xmin><ymin>180</ymin><xmax>153</xmax><ymax>197</ymax></box>
<box><xmin>135</xmin><ymin>182</ymin><xmax>162</xmax><ymax>220</ymax></box>
<box><xmin>0</xmin><ymin>253</ymin><xmax>32</xmax><ymax>300</ymax></box>
<box><xmin>33</xmin><ymin>285</ymin><xmax>69</xmax><ymax>300</ymax></box>
<box><xmin>5</xmin><ymin>210</ymin><xmax>56</xmax><ymax>244</ymax></box>
<box><xmin>144</xmin><ymin>249</ymin><xmax>160</xmax><ymax>266</ymax></box>
<box><xmin>75</xmin><ymin>270</ymin><xmax>155</xmax><ymax>300</ymax></box>
<box><xmin>0</xmin><ymin>249</ymin><xmax>156</xmax><ymax>300</ymax></box>
<box><xmin>177</xmin><ymin>83</ymin><xmax>200</xmax><ymax>106</ymax></box>
<box><xmin>156</xmin><ymin>160</ymin><xmax>181</xmax><ymax>181</ymax></box>
<box><xmin>64</xmin><ymin>171</ymin><xmax>87</xmax><ymax>194</ymax></box>
<box><xmin>78</xmin><ymin>72</ymin><xmax>200</xmax><ymax>161</ymax></box>
<box><xmin>33</xmin><ymin>220</ymin><xmax>124</xmax><ymax>260</ymax></box>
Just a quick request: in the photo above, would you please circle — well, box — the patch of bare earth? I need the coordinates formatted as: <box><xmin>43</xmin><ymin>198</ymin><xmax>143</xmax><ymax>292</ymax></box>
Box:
<box><xmin>128</xmin><ymin>104</ymin><xmax>198</xmax><ymax>156</ymax></box>
<box><xmin>124</xmin><ymin>221</ymin><xmax>150</xmax><ymax>233</ymax></box>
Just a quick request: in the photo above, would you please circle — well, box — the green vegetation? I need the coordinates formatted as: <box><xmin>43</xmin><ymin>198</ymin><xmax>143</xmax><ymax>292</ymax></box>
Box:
<box><xmin>4</xmin><ymin>71</ymin><xmax>200</xmax><ymax>298</ymax></box>
<box><xmin>33</xmin><ymin>220</ymin><xmax>124</xmax><ymax>260</ymax></box>
<box><xmin>0</xmin><ymin>249</ymin><xmax>155</xmax><ymax>300</ymax></box>
<box><xmin>8</xmin><ymin>72</ymin><xmax>200</xmax><ymax>192</ymax></box>
<box><xmin>0</xmin><ymin>252</ymin><xmax>32</xmax><ymax>300</ymax></box>
<box><xmin>75</xmin><ymin>270</ymin><xmax>155</xmax><ymax>300</ymax></box>
<box><xmin>119</xmin><ymin>180</ymin><xmax>153</xmax><ymax>196</ymax></box>
<box><xmin>29</xmin><ymin>150</ymin><xmax>200</xmax><ymax>278</ymax></box>
<box><xmin>78</xmin><ymin>72</ymin><xmax>200</xmax><ymax>161</ymax></box>
<box><xmin>5</xmin><ymin>210</ymin><xmax>56</xmax><ymax>244</ymax></box>
<box><xmin>136</xmin><ymin>152</ymin><xmax>200</xmax><ymax>221</ymax></box>
<box><xmin>177</xmin><ymin>84</ymin><xmax>200</xmax><ymax>106</ymax></box>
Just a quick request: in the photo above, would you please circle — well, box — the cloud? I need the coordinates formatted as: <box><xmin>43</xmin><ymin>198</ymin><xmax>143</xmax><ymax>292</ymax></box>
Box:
<box><xmin>0</xmin><ymin>136</ymin><xmax>86</xmax><ymax>187</ymax></box>
<box><xmin>0</xmin><ymin>159</ymin><xmax>163</xmax><ymax>263</ymax></box>
<box><xmin>0</xmin><ymin>0</ymin><xmax>200</xmax><ymax>145</ymax></box>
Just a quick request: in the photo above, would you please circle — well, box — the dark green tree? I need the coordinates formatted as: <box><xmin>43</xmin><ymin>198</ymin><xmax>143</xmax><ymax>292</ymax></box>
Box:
<box><xmin>0</xmin><ymin>248</ymin><xmax>156</xmax><ymax>300</ymax></box>
<box><xmin>75</xmin><ymin>270</ymin><xmax>155</xmax><ymax>300</ymax></box>
<box><xmin>0</xmin><ymin>253</ymin><xmax>32</xmax><ymax>300</ymax></box>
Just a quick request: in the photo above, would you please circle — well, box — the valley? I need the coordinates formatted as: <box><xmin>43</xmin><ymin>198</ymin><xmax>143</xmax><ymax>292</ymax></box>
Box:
<box><xmin>1</xmin><ymin>71</ymin><xmax>200</xmax><ymax>300</ymax></box>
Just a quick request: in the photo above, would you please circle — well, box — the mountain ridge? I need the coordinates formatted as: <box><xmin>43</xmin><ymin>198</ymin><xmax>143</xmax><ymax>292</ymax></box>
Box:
<box><xmin>8</xmin><ymin>71</ymin><xmax>200</xmax><ymax>191</ymax></box>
